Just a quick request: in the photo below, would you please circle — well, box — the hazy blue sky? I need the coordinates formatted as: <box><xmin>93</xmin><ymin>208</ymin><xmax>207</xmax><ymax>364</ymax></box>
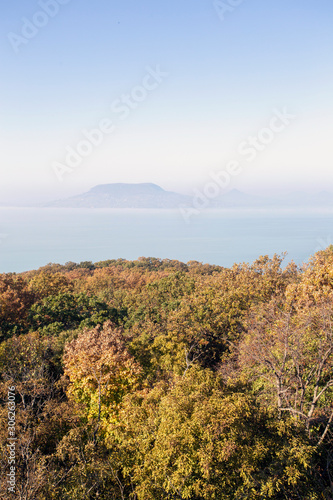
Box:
<box><xmin>1</xmin><ymin>0</ymin><xmax>333</xmax><ymax>203</ymax></box>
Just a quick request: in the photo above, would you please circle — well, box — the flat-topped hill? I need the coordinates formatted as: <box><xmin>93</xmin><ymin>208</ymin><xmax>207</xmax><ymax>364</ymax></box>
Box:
<box><xmin>44</xmin><ymin>183</ymin><xmax>190</xmax><ymax>208</ymax></box>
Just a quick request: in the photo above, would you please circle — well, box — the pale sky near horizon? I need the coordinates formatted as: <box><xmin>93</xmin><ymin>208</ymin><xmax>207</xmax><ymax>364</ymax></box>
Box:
<box><xmin>1</xmin><ymin>0</ymin><xmax>333</xmax><ymax>203</ymax></box>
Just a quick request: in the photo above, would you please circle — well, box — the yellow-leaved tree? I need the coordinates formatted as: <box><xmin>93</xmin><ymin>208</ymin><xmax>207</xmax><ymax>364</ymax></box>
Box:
<box><xmin>63</xmin><ymin>321</ymin><xmax>142</xmax><ymax>441</ymax></box>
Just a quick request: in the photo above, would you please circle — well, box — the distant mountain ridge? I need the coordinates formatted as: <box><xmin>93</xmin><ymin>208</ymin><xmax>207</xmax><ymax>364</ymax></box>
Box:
<box><xmin>42</xmin><ymin>183</ymin><xmax>333</xmax><ymax>209</ymax></box>
<box><xmin>208</xmin><ymin>189</ymin><xmax>333</xmax><ymax>208</ymax></box>
<box><xmin>44</xmin><ymin>183</ymin><xmax>191</xmax><ymax>208</ymax></box>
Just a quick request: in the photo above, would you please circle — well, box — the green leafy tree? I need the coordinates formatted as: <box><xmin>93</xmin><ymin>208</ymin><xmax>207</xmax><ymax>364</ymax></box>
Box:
<box><xmin>110</xmin><ymin>368</ymin><xmax>318</xmax><ymax>499</ymax></box>
<box><xmin>28</xmin><ymin>292</ymin><xmax>120</xmax><ymax>334</ymax></box>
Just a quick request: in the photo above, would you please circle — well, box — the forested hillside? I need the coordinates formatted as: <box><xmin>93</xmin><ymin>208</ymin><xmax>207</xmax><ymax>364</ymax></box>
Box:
<box><xmin>1</xmin><ymin>250</ymin><xmax>332</xmax><ymax>499</ymax></box>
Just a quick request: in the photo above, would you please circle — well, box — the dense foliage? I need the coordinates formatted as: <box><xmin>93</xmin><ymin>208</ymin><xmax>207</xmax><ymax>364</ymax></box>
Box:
<box><xmin>0</xmin><ymin>251</ymin><xmax>332</xmax><ymax>499</ymax></box>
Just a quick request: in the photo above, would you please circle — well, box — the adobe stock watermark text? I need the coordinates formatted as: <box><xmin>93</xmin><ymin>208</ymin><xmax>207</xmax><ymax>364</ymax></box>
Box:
<box><xmin>52</xmin><ymin>65</ymin><xmax>168</xmax><ymax>182</ymax></box>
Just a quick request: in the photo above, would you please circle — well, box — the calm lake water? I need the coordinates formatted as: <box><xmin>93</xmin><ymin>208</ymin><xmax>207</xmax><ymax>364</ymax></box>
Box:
<box><xmin>0</xmin><ymin>207</ymin><xmax>332</xmax><ymax>273</ymax></box>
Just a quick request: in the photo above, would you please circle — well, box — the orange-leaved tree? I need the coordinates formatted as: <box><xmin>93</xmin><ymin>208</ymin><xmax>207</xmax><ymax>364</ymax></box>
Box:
<box><xmin>63</xmin><ymin>321</ymin><xmax>142</xmax><ymax>442</ymax></box>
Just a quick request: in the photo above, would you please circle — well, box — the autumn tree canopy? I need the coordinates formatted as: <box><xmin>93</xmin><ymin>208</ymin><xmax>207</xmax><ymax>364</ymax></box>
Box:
<box><xmin>0</xmin><ymin>252</ymin><xmax>332</xmax><ymax>499</ymax></box>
